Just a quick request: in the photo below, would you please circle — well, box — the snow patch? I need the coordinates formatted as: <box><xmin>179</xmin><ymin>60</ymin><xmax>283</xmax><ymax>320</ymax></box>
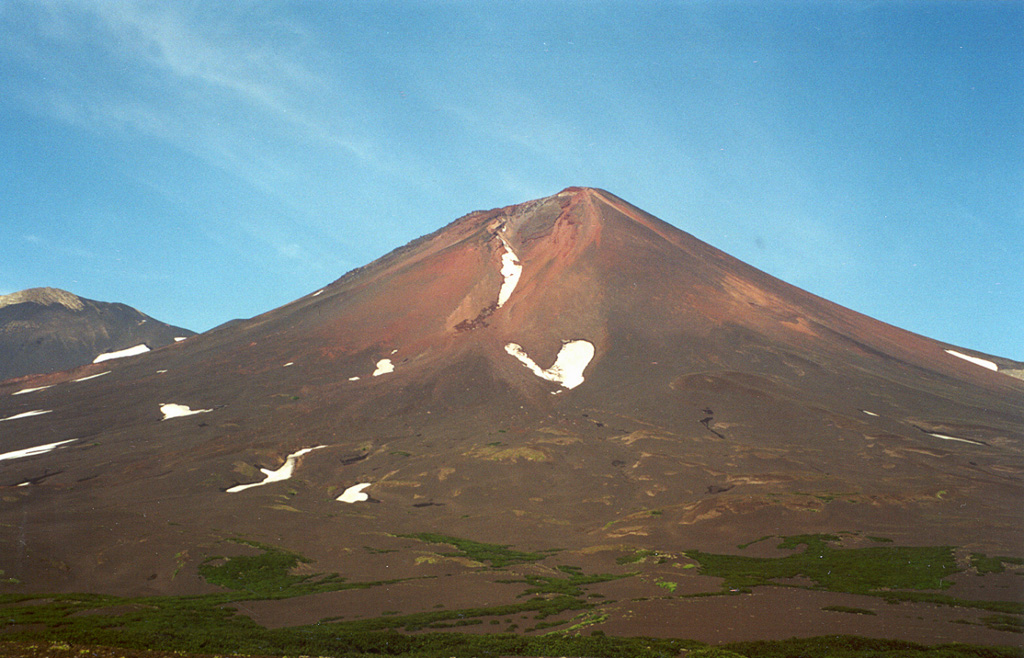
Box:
<box><xmin>160</xmin><ymin>403</ymin><xmax>213</xmax><ymax>420</ymax></box>
<box><xmin>0</xmin><ymin>439</ymin><xmax>77</xmax><ymax>462</ymax></box>
<box><xmin>13</xmin><ymin>385</ymin><xmax>53</xmax><ymax>396</ymax></box>
<box><xmin>861</xmin><ymin>410</ymin><xmax>879</xmax><ymax>417</ymax></box>
<box><xmin>504</xmin><ymin>340</ymin><xmax>595</xmax><ymax>390</ymax></box>
<box><xmin>312</xmin><ymin>289</ymin><xmax>324</xmax><ymax>297</ymax></box>
<box><xmin>944</xmin><ymin>349</ymin><xmax>998</xmax><ymax>371</ymax></box>
<box><xmin>925</xmin><ymin>432</ymin><xmax>984</xmax><ymax>446</ymax></box>
<box><xmin>348</xmin><ymin>376</ymin><xmax>360</xmax><ymax>381</ymax></box>
<box><xmin>0</xmin><ymin>409</ymin><xmax>53</xmax><ymax>422</ymax></box>
<box><xmin>73</xmin><ymin>371</ymin><xmax>110</xmax><ymax>382</ymax></box>
<box><xmin>373</xmin><ymin>359</ymin><xmax>394</xmax><ymax>376</ymax></box>
<box><xmin>337</xmin><ymin>482</ymin><xmax>372</xmax><ymax>503</ymax></box>
<box><xmin>174</xmin><ymin>336</ymin><xmax>188</xmax><ymax>342</ymax></box>
<box><xmin>226</xmin><ymin>445</ymin><xmax>326</xmax><ymax>493</ymax></box>
<box><xmin>283</xmin><ymin>362</ymin><xmax>294</xmax><ymax>367</ymax></box>
<box><xmin>496</xmin><ymin>236</ymin><xmax>522</xmax><ymax>308</ymax></box>
<box><xmin>93</xmin><ymin>344</ymin><xmax>150</xmax><ymax>363</ymax></box>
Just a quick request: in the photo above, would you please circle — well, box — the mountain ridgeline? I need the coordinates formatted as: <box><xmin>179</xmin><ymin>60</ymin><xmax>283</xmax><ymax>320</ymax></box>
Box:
<box><xmin>1</xmin><ymin>188</ymin><xmax>1021</xmax><ymax>650</ymax></box>
<box><xmin>0</xmin><ymin>287</ymin><xmax>194</xmax><ymax>380</ymax></box>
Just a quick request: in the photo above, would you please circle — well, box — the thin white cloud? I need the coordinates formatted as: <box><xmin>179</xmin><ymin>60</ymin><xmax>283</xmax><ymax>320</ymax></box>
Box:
<box><xmin>437</xmin><ymin>86</ymin><xmax>585</xmax><ymax>167</ymax></box>
<box><xmin>1</xmin><ymin>1</ymin><xmax>397</xmax><ymax>278</ymax></box>
<box><xmin>17</xmin><ymin>229</ymin><xmax>96</xmax><ymax>261</ymax></box>
<box><xmin>6</xmin><ymin>2</ymin><xmax>374</xmax><ymax>189</ymax></box>
<box><xmin>276</xmin><ymin>243</ymin><xmax>302</xmax><ymax>260</ymax></box>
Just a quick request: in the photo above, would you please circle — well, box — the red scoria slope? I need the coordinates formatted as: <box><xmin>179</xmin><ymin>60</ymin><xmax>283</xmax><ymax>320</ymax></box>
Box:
<box><xmin>1</xmin><ymin>187</ymin><xmax>1021</xmax><ymax>644</ymax></box>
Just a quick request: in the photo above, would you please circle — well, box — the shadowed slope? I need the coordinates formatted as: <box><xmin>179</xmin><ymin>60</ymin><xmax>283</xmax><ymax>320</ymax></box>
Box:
<box><xmin>0</xmin><ymin>288</ymin><xmax>194</xmax><ymax>380</ymax></box>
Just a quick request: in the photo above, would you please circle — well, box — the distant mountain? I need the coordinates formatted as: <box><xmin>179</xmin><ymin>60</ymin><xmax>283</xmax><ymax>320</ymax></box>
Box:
<box><xmin>0</xmin><ymin>287</ymin><xmax>194</xmax><ymax>380</ymax></box>
<box><xmin>1</xmin><ymin>189</ymin><xmax>1021</xmax><ymax>649</ymax></box>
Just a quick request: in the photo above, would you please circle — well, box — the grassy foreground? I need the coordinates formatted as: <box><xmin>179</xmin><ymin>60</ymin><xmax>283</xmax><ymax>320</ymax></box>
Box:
<box><xmin>0</xmin><ymin>636</ymin><xmax>1019</xmax><ymax>658</ymax></box>
<box><xmin>1</xmin><ymin>534</ymin><xmax>1021</xmax><ymax>658</ymax></box>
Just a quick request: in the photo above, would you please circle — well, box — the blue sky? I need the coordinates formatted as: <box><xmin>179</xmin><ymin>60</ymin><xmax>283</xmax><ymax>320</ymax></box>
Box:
<box><xmin>1</xmin><ymin>1</ymin><xmax>1021</xmax><ymax>359</ymax></box>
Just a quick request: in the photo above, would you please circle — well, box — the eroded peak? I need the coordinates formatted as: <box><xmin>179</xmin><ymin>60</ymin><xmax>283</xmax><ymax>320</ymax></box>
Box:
<box><xmin>0</xmin><ymin>287</ymin><xmax>85</xmax><ymax>312</ymax></box>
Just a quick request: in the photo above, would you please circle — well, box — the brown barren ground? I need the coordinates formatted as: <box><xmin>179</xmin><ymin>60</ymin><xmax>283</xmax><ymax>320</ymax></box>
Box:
<box><xmin>0</xmin><ymin>642</ymin><xmax>274</xmax><ymax>658</ymax></box>
<box><xmin>597</xmin><ymin>587</ymin><xmax>1022</xmax><ymax>646</ymax></box>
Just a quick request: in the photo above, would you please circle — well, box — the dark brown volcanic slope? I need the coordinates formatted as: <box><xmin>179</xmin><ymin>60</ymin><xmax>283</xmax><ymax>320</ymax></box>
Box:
<box><xmin>0</xmin><ymin>287</ymin><xmax>195</xmax><ymax>380</ymax></box>
<box><xmin>1</xmin><ymin>188</ymin><xmax>1022</xmax><ymax>644</ymax></box>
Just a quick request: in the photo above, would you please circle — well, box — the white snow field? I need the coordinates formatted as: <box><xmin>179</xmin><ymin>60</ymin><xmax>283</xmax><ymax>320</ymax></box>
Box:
<box><xmin>0</xmin><ymin>409</ymin><xmax>53</xmax><ymax>422</ymax></box>
<box><xmin>0</xmin><ymin>439</ymin><xmax>77</xmax><ymax>462</ymax></box>
<box><xmin>373</xmin><ymin>359</ymin><xmax>395</xmax><ymax>376</ymax></box>
<box><xmin>160</xmin><ymin>403</ymin><xmax>213</xmax><ymax>420</ymax></box>
<box><xmin>925</xmin><ymin>431</ymin><xmax>984</xmax><ymax>446</ymax></box>
<box><xmin>174</xmin><ymin>337</ymin><xmax>188</xmax><ymax>342</ymax></box>
<box><xmin>504</xmin><ymin>340</ymin><xmax>595</xmax><ymax>390</ymax></box>
<box><xmin>93</xmin><ymin>344</ymin><xmax>150</xmax><ymax>363</ymax></box>
<box><xmin>13</xmin><ymin>385</ymin><xmax>54</xmax><ymax>396</ymax></box>
<box><xmin>944</xmin><ymin>349</ymin><xmax>998</xmax><ymax>372</ymax></box>
<box><xmin>73</xmin><ymin>371</ymin><xmax>110</xmax><ymax>382</ymax></box>
<box><xmin>226</xmin><ymin>445</ymin><xmax>326</xmax><ymax>493</ymax></box>
<box><xmin>861</xmin><ymin>410</ymin><xmax>880</xmax><ymax>417</ymax></box>
<box><xmin>496</xmin><ymin>235</ymin><xmax>522</xmax><ymax>308</ymax></box>
<box><xmin>337</xmin><ymin>482</ymin><xmax>372</xmax><ymax>503</ymax></box>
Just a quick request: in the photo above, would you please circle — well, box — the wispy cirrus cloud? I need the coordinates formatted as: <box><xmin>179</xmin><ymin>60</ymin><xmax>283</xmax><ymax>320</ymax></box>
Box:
<box><xmin>0</xmin><ymin>0</ymin><xmax>410</xmax><ymax>279</ymax></box>
<box><xmin>4</xmin><ymin>1</ymin><xmax>374</xmax><ymax>194</ymax></box>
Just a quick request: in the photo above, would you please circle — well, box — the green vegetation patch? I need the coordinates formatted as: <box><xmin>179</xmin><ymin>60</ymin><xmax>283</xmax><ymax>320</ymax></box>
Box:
<box><xmin>197</xmin><ymin>538</ymin><xmax>355</xmax><ymax>598</ymax></box>
<box><xmin>616</xmin><ymin>549</ymin><xmax>659</xmax><ymax>564</ymax></box>
<box><xmin>615</xmin><ymin>548</ymin><xmax>675</xmax><ymax>565</ymax></box>
<box><xmin>684</xmin><ymin>534</ymin><xmax>1024</xmax><ymax>616</ymax></box>
<box><xmin>2</xmin><ymin>634</ymin><xmax>1016</xmax><ymax>658</ymax></box>
<box><xmin>876</xmin><ymin>590</ymin><xmax>1024</xmax><ymax>614</ymax></box>
<box><xmin>977</xmin><ymin>614</ymin><xmax>1024</xmax><ymax>634</ymax></box>
<box><xmin>0</xmin><ymin>538</ymin><xmax>624</xmax><ymax>656</ymax></box>
<box><xmin>971</xmin><ymin>553</ymin><xmax>1024</xmax><ymax>575</ymax></box>
<box><xmin>737</xmin><ymin>535</ymin><xmax>774</xmax><ymax>550</ymax></box>
<box><xmin>499</xmin><ymin>567</ymin><xmax>629</xmax><ymax>599</ymax></box>
<box><xmin>321</xmin><ymin>594</ymin><xmax>589</xmax><ymax>633</ymax></box>
<box><xmin>401</xmin><ymin>532</ymin><xmax>557</xmax><ymax>568</ymax></box>
<box><xmin>723</xmin><ymin>635</ymin><xmax>1023</xmax><ymax>658</ymax></box>
<box><xmin>4</xmin><ymin>534</ymin><xmax>1023</xmax><ymax>658</ymax></box>
<box><xmin>685</xmin><ymin>534</ymin><xmax>958</xmax><ymax>594</ymax></box>
<box><xmin>0</xmin><ymin>593</ymin><xmax>691</xmax><ymax>658</ymax></box>
<box><xmin>686</xmin><ymin>649</ymin><xmax>750</xmax><ymax>658</ymax></box>
<box><xmin>823</xmin><ymin>605</ymin><xmax>877</xmax><ymax>615</ymax></box>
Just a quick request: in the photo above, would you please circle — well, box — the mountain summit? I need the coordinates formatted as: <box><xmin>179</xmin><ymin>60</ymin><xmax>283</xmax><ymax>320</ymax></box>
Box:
<box><xmin>0</xmin><ymin>287</ymin><xmax>87</xmax><ymax>311</ymax></box>
<box><xmin>0</xmin><ymin>287</ymin><xmax>195</xmax><ymax>380</ymax></box>
<box><xmin>1</xmin><ymin>188</ymin><xmax>1021</xmax><ymax>646</ymax></box>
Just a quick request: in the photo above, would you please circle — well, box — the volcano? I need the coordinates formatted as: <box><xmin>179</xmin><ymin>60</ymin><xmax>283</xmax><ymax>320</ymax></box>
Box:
<box><xmin>1</xmin><ymin>188</ymin><xmax>1022</xmax><ymax>650</ymax></box>
<box><xmin>0</xmin><ymin>287</ymin><xmax>195</xmax><ymax>380</ymax></box>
